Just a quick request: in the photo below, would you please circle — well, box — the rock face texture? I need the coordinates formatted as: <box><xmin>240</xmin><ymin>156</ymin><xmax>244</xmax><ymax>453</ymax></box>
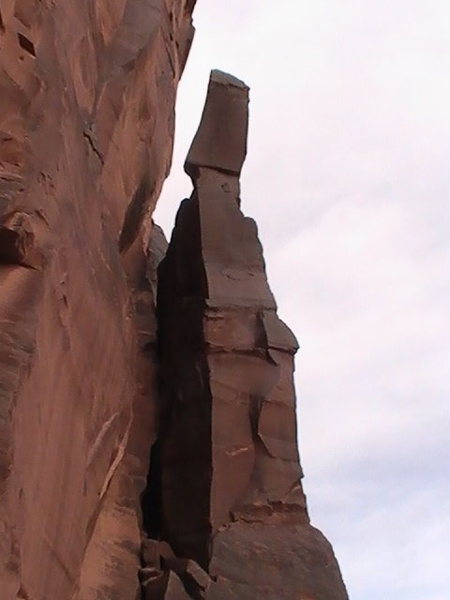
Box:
<box><xmin>0</xmin><ymin>2</ymin><xmax>195</xmax><ymax>599</ymax></box>
<box><xmin>0</xmin><ymin>3</ymin><xmax>347</xmax><ymax>600</ymax></box>
<box><xmin>152</xmin><ymin>71</ymin><xmax>348</xmax><ymax>599</ymax></box>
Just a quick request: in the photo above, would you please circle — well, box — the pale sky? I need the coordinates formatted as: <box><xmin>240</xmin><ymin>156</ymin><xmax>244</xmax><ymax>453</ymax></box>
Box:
<box><xmin>154</xmin><ymin>2</ymin><xmax>450</xmax><ymax>598</ymax></box>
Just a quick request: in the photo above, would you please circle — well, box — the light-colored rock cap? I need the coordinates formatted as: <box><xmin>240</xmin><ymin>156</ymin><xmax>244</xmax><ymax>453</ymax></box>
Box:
<box><xmin>184</xmin><ymin>69</ymin><xmax>249</xmax><ymax>178</ymax></box>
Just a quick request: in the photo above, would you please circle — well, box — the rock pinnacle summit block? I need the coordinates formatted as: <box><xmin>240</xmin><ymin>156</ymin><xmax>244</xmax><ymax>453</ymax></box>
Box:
<box><xmin>156</xmin><ymin>71</ymin><xmax>349</xmax><ymax>599</ymax></box>
<box><xmin>185</xmin><ymin>70</ymin><xmax>249</xmax><ymax>177</ymax></box>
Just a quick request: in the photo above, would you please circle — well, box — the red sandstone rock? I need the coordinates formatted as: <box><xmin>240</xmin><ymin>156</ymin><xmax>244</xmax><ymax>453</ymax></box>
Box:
<box><xmin>0</xmin><ymin>2</ymin><xmax>195</xmax><ymax>599</ymax></box>
<box><xmin>0</xmin><ymin>3</ymin><xmax>347</xmax><ymax>599</ymax></box>
<box><xmin>155</xmin><ymin>70</ymin><xmax>348</xmax><ymax>599</ymax></box>
<box><xmin>185</xmin><ymin>70</ymin><xmax>249</xmax><ymax>178</ymax></box>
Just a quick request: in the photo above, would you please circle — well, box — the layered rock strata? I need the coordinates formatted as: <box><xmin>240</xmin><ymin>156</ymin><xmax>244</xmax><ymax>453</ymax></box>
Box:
<box><xmin>153</xmin><ymin>70</ymin><xmax>348</xmax><ymax>599</ymax></box>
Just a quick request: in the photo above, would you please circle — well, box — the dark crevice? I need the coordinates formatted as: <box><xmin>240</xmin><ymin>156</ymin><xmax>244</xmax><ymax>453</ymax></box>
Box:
<box><xmin>141</xmin><ymin>439</ymin><xmax>163</xmax><ymax>539</ymax></box>
<box><xmin>83</xmin><ymin>130</ymin><xmax>104</xmax><ymax>165</ymax></box>
<box><xmin>0</xmin><ymin>226</ymin><xmax>37</xmax><ymax>269</ymax></box>
<box><xmin>0</xmin><ymin>227</ymin><xmax>26</xmax><ymax>265</ymax></box>
<box><xmin>17</xmin><ymin>33</ymin><xmax>35</xmax><ymax>56</ymax></box>
<box><xmin>140</xmin><ymin>221</ymin><xmax>168</xmax><ymax>546</ymax></box>
<box><xmin>140</xmin><ymin>193</ymin><xmax>212</xmax><ymax>573</ymax></box>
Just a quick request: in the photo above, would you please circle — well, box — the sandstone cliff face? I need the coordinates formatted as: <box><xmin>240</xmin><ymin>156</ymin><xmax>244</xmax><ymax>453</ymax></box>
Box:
<box><xmin>0</xmin><ymin>3</ymin><xmax>347</xmax><ymax>600</ymax></box>
<box><xmin>0</xmin><ymin>2</ymin><xmax>195</xmax><ymax>599</ymax></box>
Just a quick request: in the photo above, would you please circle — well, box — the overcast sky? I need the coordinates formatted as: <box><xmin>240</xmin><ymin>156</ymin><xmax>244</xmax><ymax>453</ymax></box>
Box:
<box><xmin>154</xmin><ymin>2</ymin><xmax>450</xmax><ymax>598</ymax></box>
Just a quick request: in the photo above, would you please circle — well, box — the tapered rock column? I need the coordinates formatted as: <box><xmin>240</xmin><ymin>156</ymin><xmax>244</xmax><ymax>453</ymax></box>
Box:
<box><xmin>157</xmin><ymin>70</ymin><xmax>348</xmax><ymax>599</ymax></box>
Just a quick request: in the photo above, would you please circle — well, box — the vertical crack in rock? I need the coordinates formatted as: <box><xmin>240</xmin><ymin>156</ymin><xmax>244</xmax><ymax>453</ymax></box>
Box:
<box><xmin>147</xmin><ymin>70</ymin><xmax>349</xmax><ymax>599</ymax></box>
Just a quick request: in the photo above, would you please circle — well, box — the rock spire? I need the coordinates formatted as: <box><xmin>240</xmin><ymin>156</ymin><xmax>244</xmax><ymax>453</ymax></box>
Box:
<box><xmin>152</xmin><ymin>70</ymin><xmax>348</xmax><ymax>599</ymax></box>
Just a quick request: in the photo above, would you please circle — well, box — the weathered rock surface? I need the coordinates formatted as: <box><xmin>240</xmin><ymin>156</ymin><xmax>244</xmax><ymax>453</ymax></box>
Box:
<box><xmin>0</xmin><ymin>2</ymin><xmax>195</xmax><ymax>599</ymax></box>
<box><xmin>154</xmin><ymin>70</ymin><xmax>348</xmax><ymax>599</ymax></box>
<box><xmin>0</xmin><ymin>3</ymin><xmax>347</xmax><ymax>599</ymax></box>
